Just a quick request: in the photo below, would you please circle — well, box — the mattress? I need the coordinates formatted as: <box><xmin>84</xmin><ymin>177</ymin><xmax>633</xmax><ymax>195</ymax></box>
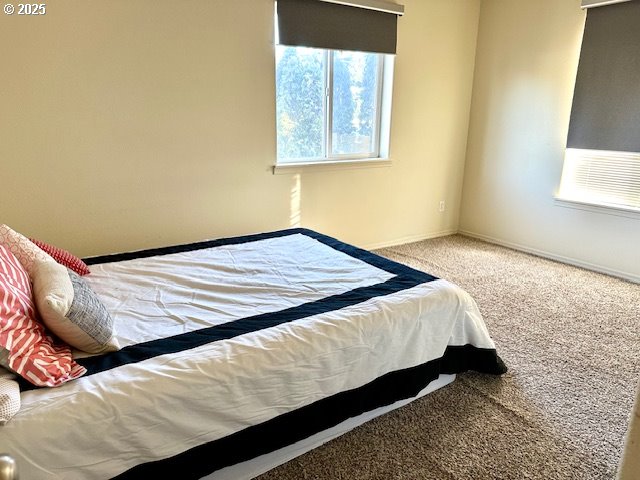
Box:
<box><xmin>0</xmin><ymin>228</ymin><xmax>505</xmax><ymax>479</ymax></box>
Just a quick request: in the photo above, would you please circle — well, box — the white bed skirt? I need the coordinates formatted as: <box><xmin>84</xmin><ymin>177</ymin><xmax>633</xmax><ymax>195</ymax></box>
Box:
<box><xmin>208</xmin><ymin>373</ymin><xmax>456</xmax><ymax>480</ymax></box>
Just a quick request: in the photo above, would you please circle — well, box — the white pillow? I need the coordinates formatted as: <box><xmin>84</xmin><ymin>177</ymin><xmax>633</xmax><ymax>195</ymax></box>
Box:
<box><xmin>33</xmin><ymin>261</ymin><xmax>120</xmax><ymax>354</ymax></box>
<box><xmin>0</xmin><ymin>223</ymin><xmax>50</xmax><ymax>274</ymax></box>
<box><xmin>0</xmin><ymin>368</ymin><xmax>20</xmax><ymax>425</ymax></box>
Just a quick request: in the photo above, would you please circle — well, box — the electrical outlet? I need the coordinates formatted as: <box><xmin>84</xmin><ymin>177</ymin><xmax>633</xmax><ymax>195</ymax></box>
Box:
<box><xmin>439</xmin><ymin>200</ymin><xmax>445</xmax><ymax>212</ymax></box>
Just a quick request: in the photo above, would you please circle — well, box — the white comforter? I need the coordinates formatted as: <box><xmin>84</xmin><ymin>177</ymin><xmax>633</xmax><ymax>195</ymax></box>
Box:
<box><xmin>0</xmin><ymin>232</ymin><xmax>497</xmax><ymax>479</ymax></box>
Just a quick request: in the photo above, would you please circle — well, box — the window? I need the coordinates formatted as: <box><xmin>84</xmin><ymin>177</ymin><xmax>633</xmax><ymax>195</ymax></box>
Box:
<box><xmin>557</xmin><ymin>0</ymin><xmax>640</xmax><ymax>213</ymax></box>
<box><xmin>559</xmin><ymin>149</ymin><xmax>640</xmax><ymax>211</ymax></box>
<box><xmin>275</xmin><ymin>46</ymin><xmax>385</xmax><ymax>163</ymax></box>
<box><xmin>274</xmin><ymin>0</ymin><xmax>404</xmax><ymax>166</ymax></box>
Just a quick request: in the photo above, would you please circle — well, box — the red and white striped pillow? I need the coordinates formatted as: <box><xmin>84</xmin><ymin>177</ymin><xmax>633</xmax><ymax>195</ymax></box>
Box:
<box><xmin>0</xmin><ymin>245</ymin><xmax>86</xmax><ymax>387</ymax></box>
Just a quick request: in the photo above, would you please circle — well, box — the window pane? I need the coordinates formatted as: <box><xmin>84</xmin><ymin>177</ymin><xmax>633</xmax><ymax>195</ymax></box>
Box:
<box><xmin>558</xmin><ymin>148</ymin><xmax>640</xmax><ymax>211</ymax></box>
<box><xmin>276</xmin><ymin>46</ymin><xmax>325</xmax><ymax>161</ymax></box>
<box><xmin>331</xmin><ymin>51</ymin><xmax>380</xmax><ymax>156</ymax></box>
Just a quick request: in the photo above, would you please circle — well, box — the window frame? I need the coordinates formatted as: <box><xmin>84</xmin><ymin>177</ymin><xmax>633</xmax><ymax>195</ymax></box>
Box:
<box><xmin>275</xmin><ymin>45</ymin><xmax>388</xmax><ymax>166</ymax></box>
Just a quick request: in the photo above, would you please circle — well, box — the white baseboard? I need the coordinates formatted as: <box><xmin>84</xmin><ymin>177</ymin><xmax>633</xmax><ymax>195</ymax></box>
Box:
<box><xmin>363</xmin><ymin>229</ymin><xmax>458</xmax><ymax>251</ymax></box>
<box><xmin>458</xmin><ymin>229</ymin><xmax>639</xmax><ymax>284</ymax></box>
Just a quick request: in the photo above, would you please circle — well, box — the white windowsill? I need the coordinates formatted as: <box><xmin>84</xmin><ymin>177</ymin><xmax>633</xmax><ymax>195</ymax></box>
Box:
<box><xmin>272</xmin><ymin>158</ymin><xmax>392</xmax><ymax>175</ymax></box>
<box><xmin>554</xmin><ymin>197</ymin><xmax>640</xmax><ymax>220</ymax></box>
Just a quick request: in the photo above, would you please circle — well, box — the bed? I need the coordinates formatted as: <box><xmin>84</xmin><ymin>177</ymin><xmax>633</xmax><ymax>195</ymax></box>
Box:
<box><xmin>0</xmin><ymin>227</ymin><xmax>506</xmax><ymax>479</ymax></box>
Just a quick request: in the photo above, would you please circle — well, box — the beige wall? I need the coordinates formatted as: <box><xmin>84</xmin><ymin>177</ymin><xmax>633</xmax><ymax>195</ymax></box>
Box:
<box><xmin>0</xmin><ymin>0</ymin><xmax>480</xmax><ymax>257</ymax></box>
<box><xmin>460</xmin><ymin>0</ymin><xmax>640</xmax><ymax>282</ymax></box>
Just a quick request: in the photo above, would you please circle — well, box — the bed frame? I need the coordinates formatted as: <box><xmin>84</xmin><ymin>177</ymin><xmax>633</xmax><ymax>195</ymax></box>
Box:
<box><xmin>0</xmin><ymin>455</ymin><xmax>17</xmax><ymax>480</ymax></box>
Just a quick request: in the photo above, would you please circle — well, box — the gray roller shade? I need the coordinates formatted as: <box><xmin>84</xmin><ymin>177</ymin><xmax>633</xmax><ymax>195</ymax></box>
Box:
<box><xmin>567</xmin><ymin>0</ymin><xmax>640</xmax><ymax>152</ymax></box>
<box><xmin>277</xmin><ymin>0</ymin><xmax>402</xmax><ymax>54</ymax></box>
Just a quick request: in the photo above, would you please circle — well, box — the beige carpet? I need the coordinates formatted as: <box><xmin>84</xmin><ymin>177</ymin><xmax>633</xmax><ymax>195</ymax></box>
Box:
<box><xmin>257</xmin><ymin>234</ymin><xmax>640</xmax><ymax>480</ymax></box>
